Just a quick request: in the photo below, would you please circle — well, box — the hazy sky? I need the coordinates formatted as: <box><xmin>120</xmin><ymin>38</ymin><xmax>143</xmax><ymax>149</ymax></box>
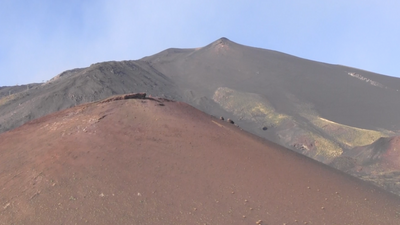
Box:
<box><xmin>1</xmin><ymin>0</ymin><xmax>399</xmax><ymax>86</ymax></box>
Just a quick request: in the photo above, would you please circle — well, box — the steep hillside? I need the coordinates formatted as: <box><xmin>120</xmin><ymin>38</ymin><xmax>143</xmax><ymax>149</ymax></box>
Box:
<box><xmin>331</xmin><ymin>136</ymin><xmax>400</xmax><ymax>195</ymax></box>
<box><xmin>144</xmin><ymin>38</ymin><xmax>400</xmax><ymax>132</ymax></box>
<box><xmin>0</xmin><ymin>61</ymin><xmax>182</xmax><ymax>133</ymax></box>
<box><xmin>1</xmin><ymin>94</ymin><xmax>400</xmax><ymax>224</ymax></box>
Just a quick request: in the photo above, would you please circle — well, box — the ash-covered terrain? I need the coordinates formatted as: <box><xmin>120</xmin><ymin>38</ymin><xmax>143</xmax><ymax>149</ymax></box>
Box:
<box><xmin>2</xmin><ymin>37</ymin><xmax>400</xmax><ymax>196</ymax></box>
<box><xmin>1</xmin><ymin>95</ymin><xmax>399</xmax><ymax>224</ymax></box>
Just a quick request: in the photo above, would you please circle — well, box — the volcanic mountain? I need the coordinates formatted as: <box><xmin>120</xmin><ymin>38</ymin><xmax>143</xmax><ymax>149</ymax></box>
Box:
<box><xmin>1</xmin><ymin>95</ymin><xmax>400</xmax><ymax>224</ymax></box>
<box><xmin>1</xmin><ymin>37</ymin><xmax>400</xmax><ymax>195</ymax></box>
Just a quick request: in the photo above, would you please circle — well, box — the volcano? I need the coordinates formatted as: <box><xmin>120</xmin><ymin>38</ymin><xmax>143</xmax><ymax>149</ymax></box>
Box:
<box><xmin>1</xmin><ymin>38</ymin><xmax>400</xmax><ymax>196</ymax></box>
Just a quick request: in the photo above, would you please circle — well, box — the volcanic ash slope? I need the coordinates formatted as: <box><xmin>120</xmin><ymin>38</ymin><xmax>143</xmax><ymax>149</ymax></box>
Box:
<box><xmin>0</xmin><ymin>95</ymin><xmax>399</xmax><ymax>224</ymax></box>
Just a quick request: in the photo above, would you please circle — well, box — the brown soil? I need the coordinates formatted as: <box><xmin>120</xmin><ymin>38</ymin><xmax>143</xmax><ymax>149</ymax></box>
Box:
<box><xmin>0</xmin><ymin>96</ymin><xmax>400</xmax><ymax>224</ymax></box>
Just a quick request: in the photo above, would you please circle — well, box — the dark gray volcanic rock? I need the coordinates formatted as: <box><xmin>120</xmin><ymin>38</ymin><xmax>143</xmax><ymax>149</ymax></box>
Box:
<box><xmin>0</xmin><ymin>61</ymin><xmax>182</xmax><ymax>133</ymax></box>
<box><xmin>4</xmin><ymin>38</ymin><xmax>400</xmax><ymax>135</ymax></box>
<box><xmin>0</xmin><ymin>83</ymin><xmax>40</xmax><ymax>98</ymax></box>
<box><xmin>143</xmin><ymin>38</ymin><xmax>400</xmax><ymax>131</ymax></box>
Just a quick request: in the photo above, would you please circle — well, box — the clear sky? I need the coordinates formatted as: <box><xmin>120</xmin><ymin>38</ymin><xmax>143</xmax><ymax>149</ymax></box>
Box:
<box><xmin>1</xmin><ymin>0</ymin><xmax>399</xmax><ymax>86</ymax></box>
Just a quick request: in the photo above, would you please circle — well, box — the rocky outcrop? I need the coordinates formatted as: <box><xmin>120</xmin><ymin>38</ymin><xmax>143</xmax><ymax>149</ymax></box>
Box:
<box><xmin>100</xmin><ymin>93</ymin><xmax>147</xmax><ymax>103</ymax></box>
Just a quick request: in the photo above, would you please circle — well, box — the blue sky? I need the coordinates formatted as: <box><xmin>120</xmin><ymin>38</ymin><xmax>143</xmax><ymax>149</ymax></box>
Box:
<box><xmin>1</xmin><ymin>0</ymin><xmax>399</xmax><ymax>86</ymax></box>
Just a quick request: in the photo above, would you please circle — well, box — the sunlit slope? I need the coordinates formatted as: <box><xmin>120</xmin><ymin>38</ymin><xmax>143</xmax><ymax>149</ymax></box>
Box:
<box><xmin>330</xmin><ymin>136</ymin><xmax>400</xmax><ymax>195</ymax></box>
<box><xmin>213</xmin><ymin>87</ymin><xmax>389</xmax><ymax>163</ymax></box>
<box><xmin>308</xmin><ymin>116</ymin><xmax>391</xmax><ymax>147</ymax></box>
<box><xmin>0</xmin><ymin>94</ymin><xmax>17</xmax><ymax>107</ymax></box>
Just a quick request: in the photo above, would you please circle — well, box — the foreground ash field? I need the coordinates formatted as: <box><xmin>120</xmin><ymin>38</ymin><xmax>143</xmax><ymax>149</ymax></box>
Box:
<box><xmin>0</xmin><ymin>94</ymin><xmax>399</xmax><ymax>224</ymax></box>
